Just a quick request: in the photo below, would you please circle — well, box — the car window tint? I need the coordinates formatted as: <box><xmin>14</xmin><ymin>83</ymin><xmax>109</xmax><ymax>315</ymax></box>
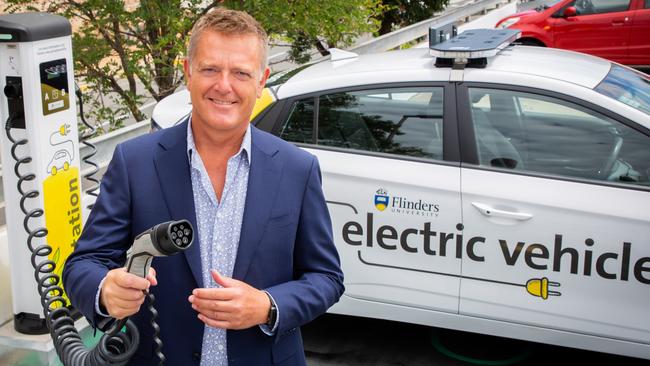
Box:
<box><xmin>317</xmin><ymin>87</ymin><xmax>444</xmax><ymax>160</ymax></box>
<box><xmin>646</xmin><ymin>0</ymin><xmax>650</xmax><ymax>8</ymax></box>
<box><xmin>572</xmin><ymin>0</ymin><xmax>630</xmax><ymax>15</ymax></box>
<box><xmin>280</xmin><ymin>98</ymin><xmax>314</xmax><ymax>143</ymax></box>
<box><xmin>469</xmin><ymin>88</ymin><xmax>650</xmax><ymax>187</ymax></box>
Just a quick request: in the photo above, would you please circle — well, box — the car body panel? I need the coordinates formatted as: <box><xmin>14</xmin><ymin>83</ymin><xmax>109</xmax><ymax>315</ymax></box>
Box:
<box><xmin>550</xmin><ymin>3</ymin><xmax>635</xmax><ymax>63</ymax></box>
<box><xmin>629</xmin><ymin>3</ymin><xmax>650</xmax><ymax>66</ymax></box>
<box><xmin>464</xmin><ymin>46</ymin><xmax>612</xmax><ymax>89</ymax></box>
<box><xmin>459</xmin><ymin>167</ymin><xmax>650</xmax><ymax>344</ymax></box>
<box><xmin>277</xmin><ymin>49</ymin><xmax>452</xmax><ymax>99</ymax></box>
<box><xmin>496</xmin><ymin>0</ymin><xmax>650</xmax><ymax>66</ymax></box>
<box><xmin>311</xmin><ymin>147</ymin><xmax>463</xmax><ymax>313</ymax></box>
<box><xmin>151</xmin><ymin>89</ymin><xmax>191</xmax><ymax>129</ymax></box>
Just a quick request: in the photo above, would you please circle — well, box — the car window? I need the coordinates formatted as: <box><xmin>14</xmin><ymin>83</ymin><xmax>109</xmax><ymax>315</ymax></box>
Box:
<box><xmin>571</xmin><ymin>0</ymin><xmax>631</xmax><ymax>15</ymax></box>
<box><xmin>469</xmin><ymin>88</ymin><xmax>650</xmax><ymax>187</ymax></box>
<box><xmin>646</xmin><ymin>0</ymin><xmax>650</xmax><ymax>8</ymax></box>
<box><xmin>595</xmin><ymin>65</ymin><xmax>650</xmax><ymax>116</ymax></box>
<box><xmin>281</xmin><ymin>87</ymin><xmax>444</xmax><ymax>160</ymax></box>
<box><xmin>280</xmin><ymin>98</ymin><xmax>314</xmax><ymax>144</ymax></box>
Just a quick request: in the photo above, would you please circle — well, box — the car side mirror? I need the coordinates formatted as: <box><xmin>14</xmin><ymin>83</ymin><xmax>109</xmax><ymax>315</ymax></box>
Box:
<box><xmin>563</xmin><ymin>6</ymin><xmax>577</xmax><ymax>18</ymax></box>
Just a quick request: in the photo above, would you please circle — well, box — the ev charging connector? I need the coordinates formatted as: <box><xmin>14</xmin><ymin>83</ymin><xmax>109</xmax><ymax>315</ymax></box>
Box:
<box><xmin>126</xmin><ymin>220</ymin><xmax>194</xmax><ymax>278</ymax></box>
<box><xmin>0</xmin><ymin>13</ymin><xmax>84</xmax><ymax>334</ymax></box>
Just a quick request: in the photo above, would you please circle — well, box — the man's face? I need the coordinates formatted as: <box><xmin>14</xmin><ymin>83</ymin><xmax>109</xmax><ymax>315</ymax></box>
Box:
<box><xmin>184</xmin><ymin>31</ymin><xmax>269</xmax><ymax>136</ymax></box>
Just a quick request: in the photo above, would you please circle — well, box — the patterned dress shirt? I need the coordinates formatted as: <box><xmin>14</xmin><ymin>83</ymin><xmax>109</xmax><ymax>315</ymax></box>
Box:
<box><xmin>187</xmin><ymin>120</ymin><xmax>251</xmax><ymax>366</ymax></box>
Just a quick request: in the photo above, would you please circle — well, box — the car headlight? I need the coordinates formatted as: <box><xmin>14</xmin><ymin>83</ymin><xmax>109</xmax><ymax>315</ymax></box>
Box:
<box><xmin>497</xmin><ymin>17</ymin><xmax>519</xmax><ymax>29</ymax></box>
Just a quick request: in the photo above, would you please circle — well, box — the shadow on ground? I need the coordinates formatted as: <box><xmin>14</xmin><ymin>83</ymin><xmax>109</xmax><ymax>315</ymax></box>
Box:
<box><xmin>302</xmin><ymin>314</ymin><xmax>648</xmax><ymax>366</ymax></box>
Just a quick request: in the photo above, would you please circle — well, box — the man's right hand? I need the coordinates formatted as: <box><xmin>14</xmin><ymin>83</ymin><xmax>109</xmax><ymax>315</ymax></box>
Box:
<box><xmin>99</xmin><ymin>267</ymin><xmax>157</xmax><ymax>319</ymax></box>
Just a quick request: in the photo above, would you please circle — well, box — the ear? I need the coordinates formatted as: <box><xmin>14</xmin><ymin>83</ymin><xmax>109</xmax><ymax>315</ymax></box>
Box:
<box><xmin>183</xmin><ymin>58</ymin><xmax>191</xmax><ymax>84</ymax></box>
<box><xmin>257</xmin><ymin>67</ymin><xmax>270</xmax><ymax>98</ymax></box>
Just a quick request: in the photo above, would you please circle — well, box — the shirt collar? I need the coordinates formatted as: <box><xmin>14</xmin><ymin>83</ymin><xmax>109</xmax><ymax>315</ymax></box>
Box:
<box><xmin>186</xmin><ymin>116</ymin><xmax>252</xmax><ymax>165</ymax></box>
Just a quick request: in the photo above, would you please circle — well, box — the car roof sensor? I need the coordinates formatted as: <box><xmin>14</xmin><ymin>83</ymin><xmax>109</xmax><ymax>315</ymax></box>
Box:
<box><xmin>429</xmin><ymin>28</ymin><xmax>521</xmax><ymax>69</ymax></box>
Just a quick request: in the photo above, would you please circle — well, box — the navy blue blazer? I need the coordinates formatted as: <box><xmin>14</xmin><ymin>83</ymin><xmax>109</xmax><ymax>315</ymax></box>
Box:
<box><xmin>62</xmin><ymin>120</ymin><xmax>345</xmax><ymax>365</ymax></box>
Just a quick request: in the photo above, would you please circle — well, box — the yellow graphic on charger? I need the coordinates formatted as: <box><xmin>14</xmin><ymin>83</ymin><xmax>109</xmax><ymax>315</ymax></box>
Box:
<box><xmin>47</xmin><ymin>124</ymin><xmax>74</xmax><ymax>176</ymax></box>
<box><xmin>43</xmin><ymin>167</ymin><xmax>82</xmax><ymax>306</ymax></box>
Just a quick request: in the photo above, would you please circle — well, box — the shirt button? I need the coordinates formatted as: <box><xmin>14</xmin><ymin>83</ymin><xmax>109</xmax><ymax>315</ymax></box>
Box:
<box><xmin>192</xmin><ymin>351</ymin><xmax>201</xmax><ymax>360</ymax></box>
<box><xmin>216</xmin><ymin>245</ymin><xmax>222</xmax><ymax>251</ymax></box>
<box><xmin>218</xmin><ymin>344</ymin><xmax>224</xmax><ymax>351</ymax></box>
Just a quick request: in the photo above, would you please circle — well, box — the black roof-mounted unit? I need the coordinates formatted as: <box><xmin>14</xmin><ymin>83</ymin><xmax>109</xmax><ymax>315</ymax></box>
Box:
<box><xmin>429</xmin><ymin>28</ymin><xmax>521</xmax><ymax>69</ymax></box>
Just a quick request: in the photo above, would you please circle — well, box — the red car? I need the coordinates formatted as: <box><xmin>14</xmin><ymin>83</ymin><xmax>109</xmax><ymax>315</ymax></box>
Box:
<box><xmin>496</xmin><ymin>0</ymin><xmax>650</xmax><ymax>67</ymax></box>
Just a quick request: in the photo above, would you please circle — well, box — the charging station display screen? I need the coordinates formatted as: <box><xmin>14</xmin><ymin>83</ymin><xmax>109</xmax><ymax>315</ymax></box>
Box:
<box><xmin>40</xmin><ymin>58</ymin><xmax>69</xmax><ymax>116</ymax></box>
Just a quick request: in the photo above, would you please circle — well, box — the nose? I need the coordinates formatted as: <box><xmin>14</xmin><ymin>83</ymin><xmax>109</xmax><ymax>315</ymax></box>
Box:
<box><xmin>212</xmin><ymin>72</ymin><xmax>234</xmax><ymax>94</ymax></box>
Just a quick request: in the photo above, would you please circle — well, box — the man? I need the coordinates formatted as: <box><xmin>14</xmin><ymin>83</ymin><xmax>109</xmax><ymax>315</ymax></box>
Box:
<box><xmin>63</xmin><ymin>8</ymin><xmax>344</xmax><ymax>366</ymax></box>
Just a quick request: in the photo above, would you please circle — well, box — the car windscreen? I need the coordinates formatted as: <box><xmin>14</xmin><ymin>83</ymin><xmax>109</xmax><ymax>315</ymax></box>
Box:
<box><xmin>595</xmin><ymin>65</ymin><xmax>650</xmax><ymax>117</ymax></box>
<box><xmin>266</xmin><ymin>64</ymin><xmax>313</xmax><ymax>87</ymax></box>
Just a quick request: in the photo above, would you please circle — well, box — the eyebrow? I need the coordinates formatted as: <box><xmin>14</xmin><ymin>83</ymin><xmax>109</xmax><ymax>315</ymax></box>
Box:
<box><xmin>196</xmin><ymin>62</ymin><xmax>255</xmax><ymax>74</ymax></box>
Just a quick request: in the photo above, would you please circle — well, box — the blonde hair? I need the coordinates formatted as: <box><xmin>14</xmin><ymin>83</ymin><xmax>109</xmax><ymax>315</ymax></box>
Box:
<box><xmin>188</xmin><ymin>7</ymin><xmax>269</xmax><ymax>72</ymax></box>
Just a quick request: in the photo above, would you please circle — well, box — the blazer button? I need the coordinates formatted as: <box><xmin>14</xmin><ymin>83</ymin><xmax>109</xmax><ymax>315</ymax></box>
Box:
<box><xmin>192</xmin><ymin>351</ymin><xmax>201</xmax><ymax>361</ymax></box>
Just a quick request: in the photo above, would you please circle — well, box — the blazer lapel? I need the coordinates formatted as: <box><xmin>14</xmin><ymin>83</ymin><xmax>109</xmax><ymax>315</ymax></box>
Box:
<box><xmin>233</xmin><ymin>127</ymin><xmax>283</xmax><ymax>280</ymax></box>
<box><xmin>153</xmin><ymin>119</ymin><xmax>203</xmax><ymax>288</ymax></box>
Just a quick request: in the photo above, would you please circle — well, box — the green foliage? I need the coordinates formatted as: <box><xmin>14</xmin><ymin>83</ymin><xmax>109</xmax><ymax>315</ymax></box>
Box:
<box><xmin>5</xmin><ymin>0</ymin><xmax>210</xmax><ymax>130</ymax></box>
<box><xmin>223</xmin><ymin>0</ymin><xmax>384</xmax><ymax>63</ymax></box>
<box><xmin>376</xmin><ymin>0</ymin><xmax>450</xmax><ymax>35</ymax></box>
<box><xmin>3</xmin><ymin>0</ymin><xmax>383</xmax><ymax>127</ymax></box>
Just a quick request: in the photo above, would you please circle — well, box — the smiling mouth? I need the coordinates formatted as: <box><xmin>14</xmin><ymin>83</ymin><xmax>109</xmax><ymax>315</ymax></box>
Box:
<box><xmin>209</xmin><ymin>97</ymin><xmax>237</xmax><ymax>105</ymax></box>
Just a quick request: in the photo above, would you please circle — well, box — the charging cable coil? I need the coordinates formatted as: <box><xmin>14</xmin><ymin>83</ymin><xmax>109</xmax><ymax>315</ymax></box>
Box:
<box><xmin>74</xmin><ymin>83</ymin><xmax>99</xmax><ymax>210</ymax></box>
<box><xmin>5</xmin><ymin>122</ymin><xmax>140</xmax><ymax>365</ymax></box>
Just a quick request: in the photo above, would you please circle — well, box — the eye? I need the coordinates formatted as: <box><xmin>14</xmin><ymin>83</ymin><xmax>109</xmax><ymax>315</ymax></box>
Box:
<box><xmin>199</xmin><ymin>67</ymin><xmax>218</xmax><ymax>77</ymax></box>
<box><xmin>235</xmin><ymin>71</ymin><xmax>252</xmax><ymax>80</ymax></box>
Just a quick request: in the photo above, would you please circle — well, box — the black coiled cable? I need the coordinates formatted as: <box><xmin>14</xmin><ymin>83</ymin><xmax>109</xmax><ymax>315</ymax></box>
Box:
<box><xmin>5</xmin><ymin>119</ymin><xmax>139</xmax><ymax>365</ymax></box>
<box><xmin>105</xmin><ymin>290</ymin><xmax>165</xmax><ymax>365</ymax></box>
<box><xmin>146</xmin><ymin>291</ymin><xmax>165</xmax><ymax>365</ymax></box>
<box><xmin>74</xmin><ymin>83</ymin><xmax>100</xmax><ymax>210</ymax></box>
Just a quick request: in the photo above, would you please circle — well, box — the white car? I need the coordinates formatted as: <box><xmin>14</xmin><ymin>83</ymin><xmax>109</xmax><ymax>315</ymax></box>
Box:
<box><xmin>152</xmin><ymin>29</ymin><xmax>650</xmax><ymax>359</ymax></box>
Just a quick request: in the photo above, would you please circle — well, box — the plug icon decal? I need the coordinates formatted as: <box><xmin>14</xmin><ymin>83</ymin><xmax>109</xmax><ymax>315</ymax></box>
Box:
<box><xmin>357</xmin><ymin>251</ymin><xmax>562</xmax><ymax>301</ymax></box>
<box><xmin>47</xmin><ymin>123</ymin><xmax>74</xmax><ymax>176</ymax></box>
<box><xmin>526</xmin><ymin>277</ymin><xmax>561</xmax><ymax>300</ymax></box>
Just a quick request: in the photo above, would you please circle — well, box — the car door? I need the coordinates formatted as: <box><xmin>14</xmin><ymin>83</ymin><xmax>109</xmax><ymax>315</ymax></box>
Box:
<box><xmin>629</xmin><ymin>0</ymin><xmax>650</xmax><ymax>66</ymax></box>
<box><xmin>457</xmin><ymin>85</ymin><xmax>650</xmax><ymax>344</ymax></box>
<box><xmin>274</xmin><ymin>84</ymin><xmax>464</xmax><ymax>315</ymax></box>
<box><xmin>551</xmin><ymin>0</ymin><xmax>634</xmax><ymax>63</ymax></box>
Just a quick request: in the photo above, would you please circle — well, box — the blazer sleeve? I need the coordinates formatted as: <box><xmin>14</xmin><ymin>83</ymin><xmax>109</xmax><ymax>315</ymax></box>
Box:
<box><xmin>62</xmin><ymin>144</ymin><xmax>133</xmax><ymax>329</ymax></box>
<box><xmin>265</xmin><ymin>156</ymin><xmax>345</xmax><ymax>335</ymax></box>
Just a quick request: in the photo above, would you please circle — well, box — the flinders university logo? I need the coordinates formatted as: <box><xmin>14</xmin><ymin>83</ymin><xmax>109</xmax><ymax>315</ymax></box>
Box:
<box><xmin>374</xmin><ymin>188</ymin><xmax>389</xmax><ymax>211</ymax></box>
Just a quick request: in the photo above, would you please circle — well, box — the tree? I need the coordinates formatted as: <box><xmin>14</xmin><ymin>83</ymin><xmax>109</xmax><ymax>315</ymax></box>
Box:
<box><xmin>5</xmin><ymin>0</ymin><xmax>383</xmax><ymax>128</ymax></box>
<box><xmin>223</xmin><ymin>0</ymin><xmax>384</xmax><ymax>63</ymax></box>
<box><xmin>375</xmin><ymin>0</ymin><xmax>450</xmax><ymax>35</ymax></box>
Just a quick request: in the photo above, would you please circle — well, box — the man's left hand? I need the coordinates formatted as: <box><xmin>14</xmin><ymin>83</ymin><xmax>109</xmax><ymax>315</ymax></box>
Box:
<box><xmin>189</xmin><ymin>270</ymin><xmax>271</xmax><ymax>329</ymax></box>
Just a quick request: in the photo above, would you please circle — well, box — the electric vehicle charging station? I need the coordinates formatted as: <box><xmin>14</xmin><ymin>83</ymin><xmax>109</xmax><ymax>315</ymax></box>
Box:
<box><xmin>0</xmin><ymin>13</ymin><xmax>193</xmax><ymax>365</ymax></box>
<box><xmin>0</xmin><ymin>12</ymin><xmax>84</xmax><ymax>335</ymax></box>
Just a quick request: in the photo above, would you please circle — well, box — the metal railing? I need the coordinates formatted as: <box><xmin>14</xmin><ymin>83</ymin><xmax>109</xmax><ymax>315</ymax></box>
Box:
<box><xmin>349</xmin><ymin>0</ymin><xmax>513</xmax><ymax>55</ymax></box>
<box><xmin>267</xmin><ymin>0</ymin><xmax>513</xmax><ymax>71</ymax></box>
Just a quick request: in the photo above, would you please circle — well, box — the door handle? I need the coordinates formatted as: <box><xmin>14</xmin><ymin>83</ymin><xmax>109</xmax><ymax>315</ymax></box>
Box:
<box><xmin>471</xmin><ymin>202</ymin><xmax>533</xmax><ymax>221</ymax></box>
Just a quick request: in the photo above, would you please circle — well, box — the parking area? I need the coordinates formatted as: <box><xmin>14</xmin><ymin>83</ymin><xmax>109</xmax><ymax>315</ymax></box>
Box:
<box><xmin>303</xmin><ymin>314</ymin><xmax>649</xmax><ymax>365</ymax></box>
